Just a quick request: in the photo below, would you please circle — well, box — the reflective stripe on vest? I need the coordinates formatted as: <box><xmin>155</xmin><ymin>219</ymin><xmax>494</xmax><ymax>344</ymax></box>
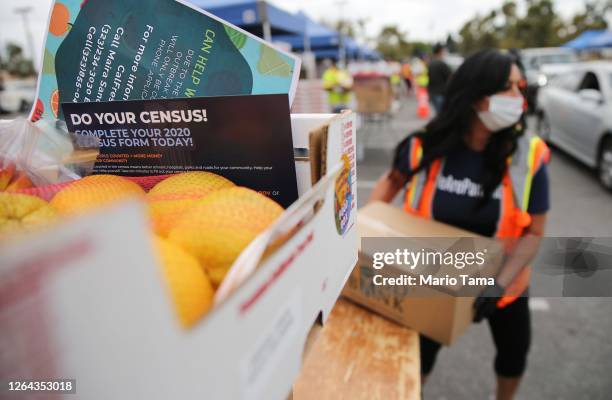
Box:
<box><xmin>405</xmin><ymin>137</ymin><xmax>426</xmax><ymax>213</ymax></box>
<box><xmin>403</xmin><ymin>134</ymin><xmax>550</xmax><ymax>308</ymax></box>
<box><xmin>496</xmin><ymin>135</ymin><xmax>550</xmax><ymax>308</ymax></box>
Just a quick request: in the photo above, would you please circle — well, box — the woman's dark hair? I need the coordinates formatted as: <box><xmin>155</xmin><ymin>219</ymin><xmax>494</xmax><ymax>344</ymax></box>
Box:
<box><xmin>394</xmin><ymin>49</ymin><xmax>524</xmax><ymax>206</ymax></box>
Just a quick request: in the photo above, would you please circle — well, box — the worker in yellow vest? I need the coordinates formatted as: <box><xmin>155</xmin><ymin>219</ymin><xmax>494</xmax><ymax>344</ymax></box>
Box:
<box><xmin>412</xmin><ymin>55</ymin><xmax>429</xmax><ymax>88</ymax></box>
<box><xmin>369</xmin><ymin>50</ymin><xmax>549</xmax><ymax>400</ymax></box>
<box><xmin>322</xmin><ymin>59</ymin><xmax>353</xmax><ymax>113</ymax></box>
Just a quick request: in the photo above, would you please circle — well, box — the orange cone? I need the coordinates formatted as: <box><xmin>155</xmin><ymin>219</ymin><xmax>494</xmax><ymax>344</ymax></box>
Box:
<box><xmin>416</xmin><ymin>87</ymin><xmax>430</xmax><ymax>119</ymax></box>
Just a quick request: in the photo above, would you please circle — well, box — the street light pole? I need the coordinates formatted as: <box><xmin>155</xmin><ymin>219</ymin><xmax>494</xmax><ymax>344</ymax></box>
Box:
<box><xmin>257</xmin><ymin>0</ymin><xmax>272</xmax><ymax>42</ymax></box>
<box><xmin>14</xmin><ymin>7</ymin><xmax>36</xmax><ymax>70</ymax></box>
<box><xmin>336</xmin><ymin>0</ymin><xmax>347</xmax><ymax>68</ymax></box>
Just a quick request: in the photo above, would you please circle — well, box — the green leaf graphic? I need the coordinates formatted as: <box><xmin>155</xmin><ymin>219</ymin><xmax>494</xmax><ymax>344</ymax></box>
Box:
<box><xmin>224</xmin><ymin>25</ymin><xmax>247</xmax><ymax>49</ymax></box>
<box><xmin>43</xmin><ymin>49</ymin><xmax>55</xmax><ymax>75</ymax></box>
<box><xmin>257</xmin><ymin>44</ymin><xmax>292</xmax><ymax>77</ymax></box>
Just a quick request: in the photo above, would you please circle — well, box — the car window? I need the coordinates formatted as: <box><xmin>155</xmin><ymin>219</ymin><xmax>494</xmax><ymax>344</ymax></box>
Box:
<box><xmin>526</xmin><ymin>53</ymin><xmax>577</xmax><ymax>68</ymax></box>
<box><xmin>538</xmin><ymin>54</ymin><xmax>577</xmax><ymax>65</ymax></box>
<box><xmin>578</xmin><ymin>71</ymin><xmax>601</xmax><ymax>92</ymax></box>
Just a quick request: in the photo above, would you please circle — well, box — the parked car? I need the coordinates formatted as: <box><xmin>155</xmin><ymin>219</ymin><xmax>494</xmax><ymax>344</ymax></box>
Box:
<box><xmin>521</xmin><ymin>47</ymin><xmax>578</xmax><ymax>113</ymax></box>
<box><xmin>536</xmin><ymin>61</ymin><xmax>612</xmax><ymax>190</ymax></box>
<box><xmin>0</xmin><ymin>79</ymin><xmax>36</xmax><ymax>114</ymax></box>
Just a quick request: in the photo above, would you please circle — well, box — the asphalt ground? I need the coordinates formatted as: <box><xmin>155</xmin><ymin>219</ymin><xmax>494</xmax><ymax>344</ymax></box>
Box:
<box><xmin>355</xmin><ymin>96</ymin><xmax>612</xmax><ymax>400</ymax></box>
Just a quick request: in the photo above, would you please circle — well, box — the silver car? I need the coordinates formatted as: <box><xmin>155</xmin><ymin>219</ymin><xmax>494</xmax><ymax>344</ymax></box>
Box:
<box><xmin>536</xmin><ymin>61</ymin><xmax>612</xmax><ymax>190</ymax></box>
<box><xmin>0</xmin><ymin>79</ymin><xmax>36</xmax><ymax>114</ymax></box>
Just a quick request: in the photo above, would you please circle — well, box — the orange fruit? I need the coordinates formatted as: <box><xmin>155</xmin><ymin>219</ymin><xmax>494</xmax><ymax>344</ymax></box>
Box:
<box><xmin>49</xmin><ymin>3</ymin><xmax>70</xmax><ymax>37</ymax></box>
<box><xmin>147</xmin><ymin>172</ymin><xmax>234</xmax><ymax>237</ymax></box>
<box><xmin>0</xmin><ymin>193</ymin><xmax>56</xmax><ymax>237</ymax></box>
<box><xmin>51</xmin><ymin>175</ymin><xmax>145</xmax><ymax>215</ymax></box>
<box><xmin>50</xmin><ymin>90</ymin><xmax>60</xmax><ymax>118</ymax></box>
<box><xmin>167</xmin><ymin>187</ymin><xmax>283</xmax><ymax>286</ymax></box>
<box><xmin>153</xmin><ymin>236</ymin><xmax>214</xmax><ymax>328</ymax></box>
<box><xmin>5</xmin><ymin>171</ymin><xmax>33</xmax><ymax>192</ymax></box>
<box><xmin>31</xmin><ymin>98</ymin><xmax>44</xmax><ymax>122</ymax></box>
<box><xmin>0</xmin><ymin>162</ymin><xmax>16</xmax><ymax>191</ymax></box>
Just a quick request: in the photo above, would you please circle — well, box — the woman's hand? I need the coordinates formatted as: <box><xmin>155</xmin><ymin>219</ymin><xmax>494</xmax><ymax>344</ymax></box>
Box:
<box><xmin>368</xmin><ymin>169</ymin><xmax>408</xmax><ymax>204</ymax></box>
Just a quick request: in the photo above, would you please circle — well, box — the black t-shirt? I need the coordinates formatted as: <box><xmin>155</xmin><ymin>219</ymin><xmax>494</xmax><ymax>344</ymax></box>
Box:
<box><xmin>394</xmin><ymin>137</ymin><xmax>549</xmax><ymax>237</ymax></box>
<box><xmin>427</xmin><ymin>59</ymin><xmax>452</xmax><ymax>96</ymax></box>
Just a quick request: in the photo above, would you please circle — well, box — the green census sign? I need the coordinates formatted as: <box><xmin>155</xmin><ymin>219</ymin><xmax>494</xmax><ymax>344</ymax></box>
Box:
<box><xmin>32</xmin><ymin>0</ymin><xmax>300</xmax><ymax>125</ymax></box>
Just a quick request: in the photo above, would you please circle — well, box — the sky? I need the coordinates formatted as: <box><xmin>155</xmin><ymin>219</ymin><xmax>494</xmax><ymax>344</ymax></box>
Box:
<box><xmin>0</xmin><ymin>0</ymin><xmax>600</xmax><ymax>66</ymax></box>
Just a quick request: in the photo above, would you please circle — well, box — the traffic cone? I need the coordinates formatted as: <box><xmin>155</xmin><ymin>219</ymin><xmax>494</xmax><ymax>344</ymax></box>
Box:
<box><xmin>416</xmin><ymin>87</ymin><xmax>430</xmax><ymax>119</ymax></box>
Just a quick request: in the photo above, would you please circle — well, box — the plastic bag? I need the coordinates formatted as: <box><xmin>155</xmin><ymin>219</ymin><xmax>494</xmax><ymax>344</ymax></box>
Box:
<box><xmin>0</xmin><ymin>118</ymin><xmax>99</xmax><ymax>191</ymax></box>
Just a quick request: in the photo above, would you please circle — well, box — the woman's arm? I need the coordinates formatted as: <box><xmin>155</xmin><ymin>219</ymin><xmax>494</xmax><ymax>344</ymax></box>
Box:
<box><xmin>473</xmin><ymin>213</ymin><xmax>547</xmax><ymax>322</ymax></box>
<box><xmin>368</xmin><ymin>169</ymin><xmax>409</xmax><ymax>204</ymax></box>
<box><xmin>496</xmin><ymin>213</ymin><xmax>547</xmax><ymax>288</ymax></box>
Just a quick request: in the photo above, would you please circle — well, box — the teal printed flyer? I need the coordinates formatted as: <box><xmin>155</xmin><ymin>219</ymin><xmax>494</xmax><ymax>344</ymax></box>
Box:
<box><xmin>31</xmin><ymin>0</ymin><xmax>301</xmax><ymax>125</ymax></box>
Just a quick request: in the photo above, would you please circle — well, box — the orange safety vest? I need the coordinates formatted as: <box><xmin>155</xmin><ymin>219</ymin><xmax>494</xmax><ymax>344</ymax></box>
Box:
<box><xmin>403</xmin><ymin>134</ymin><xmax>550</xmax><ymax>308</ymax></box>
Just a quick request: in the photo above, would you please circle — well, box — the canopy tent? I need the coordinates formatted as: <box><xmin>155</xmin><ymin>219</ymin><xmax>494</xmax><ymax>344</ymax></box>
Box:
<box><xmin>192</xmin><ymin>0</ymin><xmax>306</xmax><ymax>40</ymax></box>
<box><xmin>192</xmin><ymin>2</ymin><xmax>379</xmax><ymax>60</ymax></box>
<box><xmin>273</xmin><ymin>12</ymin><xmax>380</xmax><ymax>60</ymax></box>
<box><xmin>589</xmin><ymin>31</ymin><xmax>612</xmax><ymax>48</ymax></box>
<box><xmin>563</xmin><ymin>30</ymin><xmax>611</xmax><ymax>50</ymax></box>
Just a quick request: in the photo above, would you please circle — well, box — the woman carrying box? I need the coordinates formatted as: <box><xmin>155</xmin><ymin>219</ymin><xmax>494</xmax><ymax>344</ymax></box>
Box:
<box><xmin>369</xmin><ymin>49</ymin><xmax>549</xmax><ymax>400</ymax></box>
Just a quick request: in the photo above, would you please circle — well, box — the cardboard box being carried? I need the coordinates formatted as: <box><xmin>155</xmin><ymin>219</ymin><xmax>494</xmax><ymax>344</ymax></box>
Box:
<box><xmin>343</xmin><ymin>202</ymin><xmax>504</xmax><ymax>345</ymax></box>
<box><xmin>0</xmin><ymin>113</ymin><xmax>358</xmax><ymax>400</ymax></box>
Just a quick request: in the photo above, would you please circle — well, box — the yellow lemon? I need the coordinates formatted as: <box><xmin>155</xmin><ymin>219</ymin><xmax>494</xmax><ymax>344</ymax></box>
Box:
<box><xmin>51</xmin><ymin>175</ymin><xmax>145</xmax><ymax>215</ymax></box>
<box><xmin>0</xmin><ymin>193</ymin><xmax>56</xmax><ymax>237</ymax></box>
<box><xmin>153</xmin><ymin>236</ymin><xmax>214</xmax><ymax>328</ymax></box>
<box><xmin>167</xmin><ymin>187</ymin><xmax>283</xmax><ymax>286</ymax></box>
<box><xmin>147</xmin><ymin>172</ymin><xmax>234</xmax><ymax>236</ymax></box>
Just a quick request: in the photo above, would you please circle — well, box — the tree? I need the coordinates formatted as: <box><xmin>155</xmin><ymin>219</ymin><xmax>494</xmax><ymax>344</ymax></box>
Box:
<box><xmin>334</xmin><ymin>18</ymin><xmax>369</xmax><ymax>43</ymax></box>
<box><xmin>456</xmin><ymin>0</ymin><xmax>610</xmax><ymax>54</ymax></box>
<box><xmin>445</xmin><ymin>34</ymin><xmax>458</xmax><ymax>53</ymax></box>
<box><xmin>375</xmin><ymin>25</ymin><xmax>411</xmax><ymax>61</ymax></box>
<box><xmin>4</xmin><ymin>43</ymin><xmax>35</xmax><ymax>77</ymax></box>
<box><xmin>458</xmin><ymin>10</ymin><xmax>501</xmax><ymax>54</ymax></box>
<box><xmin>563</xmin><ymin>0</ymin><xmax>610</xmax><ymax>41</ymax></box>
<box><xmin>374</xmin><ymin>25</ymin><xmax>431</xmax><ymax>61</ymax></box>
<box><xmin>513</xmin><ymin>0</ymin><xmax>564</xmax><ymax>47</ymax></box>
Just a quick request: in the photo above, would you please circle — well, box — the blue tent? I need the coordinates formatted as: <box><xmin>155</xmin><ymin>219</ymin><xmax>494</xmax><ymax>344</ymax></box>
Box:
<box><xmin>192</xmin><ymin>0</ymin><xmax>307</xmax><ymax>39</ymax></box>
<box><xmin>590</xmin><ymin>31</ymin><xmax>612</xmax><ymax>48</ymax></box>
<box><xmin>274</xmin><ymin>12</ymin><xmax>380</xmax><ymax>60</ymax></box>
<box><xmin>563</xmin><ymin>30</ymin><xmax>610</xmax><ymax>49</ymax></box>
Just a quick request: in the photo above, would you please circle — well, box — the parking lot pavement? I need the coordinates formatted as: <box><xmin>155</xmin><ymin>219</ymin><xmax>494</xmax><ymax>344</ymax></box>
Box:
<box><xmin>356</xmin><ymin>97</ymin><xmax>612</xmax><ymax>400</ymax></box>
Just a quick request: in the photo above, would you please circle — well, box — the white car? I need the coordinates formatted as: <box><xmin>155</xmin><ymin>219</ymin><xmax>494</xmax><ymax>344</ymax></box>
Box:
<box><xmin>537</xmin><ymin>61</ymin><xmax>612</xmax><ymax>190</ymax></box>
<box><xmin>521</xmin><ymin>47</ymin><xmax>578</xmax><ymax>112</ymax></box>
<box><xmin>0</xmin><ymin>79</ymin><xmax>36</xmax><ymax>114</ymax></box>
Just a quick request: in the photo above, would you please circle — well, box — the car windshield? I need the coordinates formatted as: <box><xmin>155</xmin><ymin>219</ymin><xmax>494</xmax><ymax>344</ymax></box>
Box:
<box><xmin>528</xmin><ymin>53</ymin><xmax>577</xmax><ymax>68</ymax></box>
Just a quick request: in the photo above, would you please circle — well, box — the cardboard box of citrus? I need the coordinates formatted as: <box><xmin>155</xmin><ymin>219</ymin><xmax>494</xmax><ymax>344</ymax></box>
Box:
<box><xmin>1</xmin><ymin>171</ymin><xmax>284</xmax><ymax>329</ymax></box>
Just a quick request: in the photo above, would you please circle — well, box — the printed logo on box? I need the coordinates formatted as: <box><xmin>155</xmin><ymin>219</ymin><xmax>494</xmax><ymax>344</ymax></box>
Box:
<box><xmin>334</xmin><ymin>153</ymin><xmax>353</xmax><ymax>236</ymax></box>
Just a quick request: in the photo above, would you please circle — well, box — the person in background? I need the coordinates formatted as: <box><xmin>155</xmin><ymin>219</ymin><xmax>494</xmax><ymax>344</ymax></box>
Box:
<box><xmin>412</xmin><ymin>54</ymin><xmax>429</xmax><ymax>90</ymax></box>
<box><xmin>369</xmin><ymin>49</ymin><xmax>550</xmax><ymax>400</ymax></box>
<box><xmin>401</xmin><ymin>60</ymin><xmax>413</xmax><ymax>93</ymax></box>
<box><xmin>427</xmin><ymin>44</ymin><xmax>453</xmax><ymax>114</ymax></box>
<box><xmin>390</xmin><ymin>62</ymin><xmax>403</xmax><ymax>102</ymax></box>
<box><xmin>322</xmin><ymin>59</ymin><xmax>353</xmax><ymax>113</ymax></box>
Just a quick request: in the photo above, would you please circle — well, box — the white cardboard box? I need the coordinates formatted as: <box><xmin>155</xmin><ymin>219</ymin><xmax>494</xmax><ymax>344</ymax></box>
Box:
<box><xmin>0</xmin><ymin>113</ymin><xmax>358</xmax><ymax>400</ymax></box>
